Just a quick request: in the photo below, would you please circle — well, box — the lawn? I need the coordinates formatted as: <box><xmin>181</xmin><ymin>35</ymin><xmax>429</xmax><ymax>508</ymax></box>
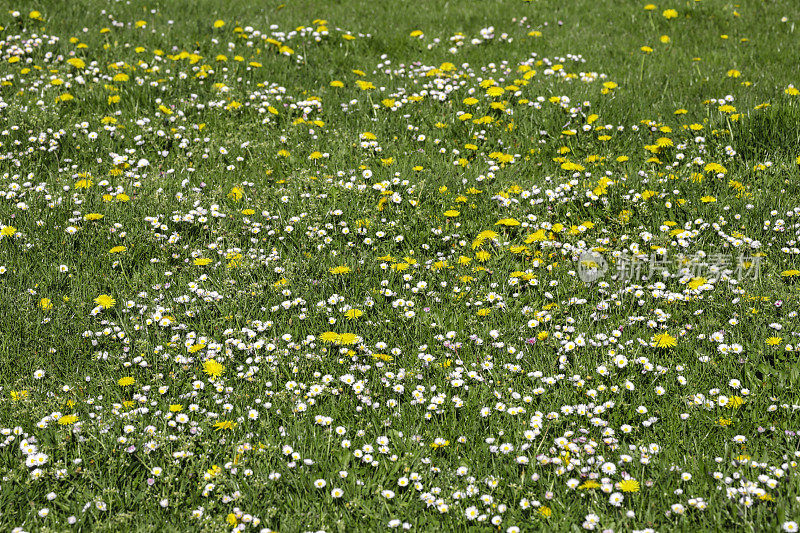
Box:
<box><xmin>1</xmin><ymin>0</ymin><xmax>800</xmax><ymax>531</ymax></box>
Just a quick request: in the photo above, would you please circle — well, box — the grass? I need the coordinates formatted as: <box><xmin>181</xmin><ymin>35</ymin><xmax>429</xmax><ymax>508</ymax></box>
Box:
<box><xmin>1</xmin><ymin>0</ymin><xmax>800</xmax><ymax>531</ymax></box>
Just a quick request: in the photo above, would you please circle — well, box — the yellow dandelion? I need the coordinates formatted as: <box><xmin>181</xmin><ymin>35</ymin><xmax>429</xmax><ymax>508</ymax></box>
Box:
<box><xmin>338</xmin><ymin>333</ymin><xmax>359</xmax><ymax>345</ymax></box>
<box><xmin>320</xmin><ymin>332</ymin><xmax>341</xmax><ymax>343</ymax></box>
<box><xmin>0</xmin><ymin>226</ymin><xmax>17</xmax><ymax>237</ymax></box>
<box><xmin>619</xmin><ymin>479</ymin><xmax>640</xmax><ymax>493</ymax></box>
<box><xmin>687</xmin><ymin>277</ymin><xmax>707</xmax><ymax>290</ymax></box>
<box><xmin>344</xmin><ymin>309</ymin><xmax>363</xmax><ymax>319</ymax></box>
<box><xmin>227</xmin><ymin>187</ymin><xmax>244</xmax><ymax>200</ymax></box>
<box><xmin>652</xmin><ymin>332</ymin><xmax>677</xmax><ymax>349</ymax></box>
<box><xmin>203</xmin><ymin>359</ymin><xmax>225</xmax><ymax>379</ymax></box>
<box><xmin>94</xmin><ymin>294</ymin><xmax>116</xmax><ymax>309</ymax></box>
<box><xmin>58</xmin><ymin>414</ymin><xmax>78</xmax><ymax>425</ymax></box>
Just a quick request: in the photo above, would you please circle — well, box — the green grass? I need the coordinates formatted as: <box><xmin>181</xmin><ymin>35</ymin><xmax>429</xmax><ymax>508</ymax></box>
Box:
<box><xmin>1</xmin><ymin>0</ymin><xmax>800</xmax><ymax>531</ymax></box>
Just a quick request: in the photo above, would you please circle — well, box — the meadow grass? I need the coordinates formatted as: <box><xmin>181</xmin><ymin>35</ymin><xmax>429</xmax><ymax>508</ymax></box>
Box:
<box><xmin>1</xmin><ymin>0</ymin><xmax>800</xmax><ymax>531</ymax></box>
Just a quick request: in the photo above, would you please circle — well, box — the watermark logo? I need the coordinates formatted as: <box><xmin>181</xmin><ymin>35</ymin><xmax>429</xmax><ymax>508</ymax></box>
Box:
<box><xmin>576</xmin><ymin>251</ymin><xmax>762</xmax><ymax>283</ymax></box>
<box><xmin>577</xmin><ymin>251</ymin><xmax>609</xmax><ymax>282</ymax></box>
